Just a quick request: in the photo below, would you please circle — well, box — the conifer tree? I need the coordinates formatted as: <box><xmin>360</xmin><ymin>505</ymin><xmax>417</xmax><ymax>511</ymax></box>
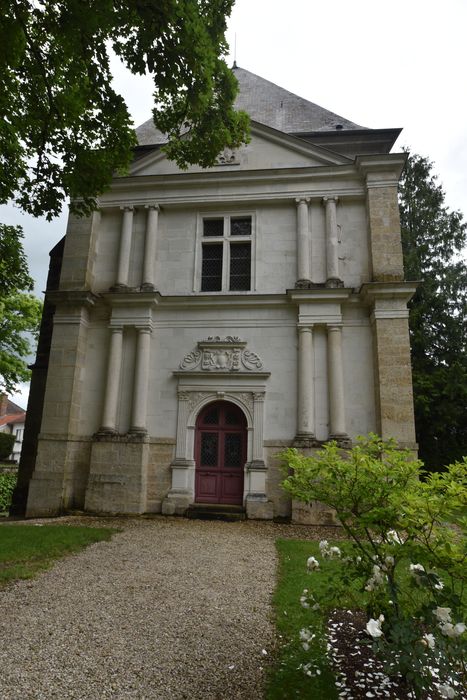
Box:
<box><xmin>399</xmin><ymin>152</ymin><xmax>467</xmax><ymax>468</ymax></box>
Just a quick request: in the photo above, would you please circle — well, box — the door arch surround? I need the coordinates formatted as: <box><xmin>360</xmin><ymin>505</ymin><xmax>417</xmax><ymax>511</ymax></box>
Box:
<box><xmin>194</xmin><ymin>401</ymin><xmax>247</xmax><ymax>505</ymax></box>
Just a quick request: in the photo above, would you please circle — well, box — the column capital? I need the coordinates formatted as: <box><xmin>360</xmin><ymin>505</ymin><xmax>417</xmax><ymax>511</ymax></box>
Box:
<box><xmin>119</xmin><ymin>204</ymin><xmax>134</xmax><ymax>212</ymax></box>
<box><xmin>327</xmin><ymin>323</ymin><xmax>343</xmax><ymax>332</ymax></box>
<box><xmin>145</xmin><ymin>203</ymin><xmax>160</xmax><ymax>211</ymax></box>
<box><xmin>253</xmin><ymin>392</ymin><xmax>265</xmax><ymax>403</ymax></box>
<box><xmin>295</xmin><ymin>196</ymin><xmax>311</xmax><ymax>205</ymax></box>
<box><xmin>134</xmin><ymin>325</ymin><xmax>153</xmax><ymax>334</ymax></box>
<box><xmin>109</xmin><ymin>324</ymin><xmax>124</xmax><ymax>333</ymax></box>
<box><xmin>322</xmin><ymin>196</ymin><xmax>339</xmax><ymax>206</ymax></box>
<box><xmin>297</xmin><ymin>325</ymin><xmax>314</xmax><ymax>334</ymax></box>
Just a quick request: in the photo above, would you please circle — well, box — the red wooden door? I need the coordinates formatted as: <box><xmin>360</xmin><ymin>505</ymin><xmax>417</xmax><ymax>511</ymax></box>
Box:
<box><xmin>195</xmin><ymin>402</ymin><xmax>247</xmax><ymax>505</ymax></box>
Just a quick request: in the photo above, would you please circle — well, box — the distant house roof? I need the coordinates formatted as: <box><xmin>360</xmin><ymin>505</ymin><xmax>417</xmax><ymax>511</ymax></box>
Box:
<box><xmin>135</xmin><ymin>65</ymin><xmax>366</xmax><ymax>147</ymax></box>
<box><xmin>6</xmin><ymin>399</ymin><xmax>24</xmax><ymax>414</ymax></box>
<box><xmin>0</xmin><ymin>412</ymin><xmax>25</xmax><ymax>428</ymax></box>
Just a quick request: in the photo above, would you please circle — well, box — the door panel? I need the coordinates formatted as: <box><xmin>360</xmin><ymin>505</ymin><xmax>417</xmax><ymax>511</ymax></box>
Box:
<box><xmin>195</xmin><ymin>402</ymin><xmax>246</xmax><ymax>505</ymax></box>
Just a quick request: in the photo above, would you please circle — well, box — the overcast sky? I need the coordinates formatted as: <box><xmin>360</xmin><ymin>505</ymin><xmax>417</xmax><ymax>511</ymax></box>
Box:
<box><xmin>5</xmin><ymin>0</ymin><xmax>467</xmax><ymax>407</ymax></box>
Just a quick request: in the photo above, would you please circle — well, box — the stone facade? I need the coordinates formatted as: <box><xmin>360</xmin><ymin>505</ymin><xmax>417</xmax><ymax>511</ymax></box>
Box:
<box><xmin>15</xmin><ymin>67</ymin><xmax>417</xmax><ymax>520</ymax></box>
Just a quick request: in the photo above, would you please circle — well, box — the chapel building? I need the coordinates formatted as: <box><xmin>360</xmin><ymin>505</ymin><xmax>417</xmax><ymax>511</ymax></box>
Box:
<box><xmin>14</xmin><ymin>66</ymin><xmax>417</xmax><ymax>521</ymax></box>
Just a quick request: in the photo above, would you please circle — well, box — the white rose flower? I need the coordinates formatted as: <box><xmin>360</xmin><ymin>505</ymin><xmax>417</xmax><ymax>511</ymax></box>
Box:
<box><xmin>422</xmin><ymin>633</ymin><xmax>435</xmax><ymax>649</ymax></box>
<box><xmin>434</xmin><ymin>607</ymin><xmax>452</xmax><ymax>623</ymax></box>
<box><xmin>454</xmin><ymin>622</ymin><xmax>466</xmax><ymax>636</ymax></box>
<box><xmin>410</xmin><ymin>563</ymin><xmax>425</xmax><ymax>574</ymax></box>
<box><xmin>307</xmin><ymin>556</ymin><xmax>320</xmax><ymax>571</ymax></box>
<box><xmin>366</xmin><ymin>615</ymin><xmax>384</xmax><ymax>638</ymax></box>
<box><xmin>386</xmin><ymin>530</ymin><xmax>403</xmax><ymax>545</ymax></box>
<box><xmin>439</xmin><ymin>622</ymin><xmax>456</xmax><ymax>637</ymax></box>
<box><xmin>437</xmin><ymin>683</ymin><xmax>456</xmax><ymax>699</ymax></box>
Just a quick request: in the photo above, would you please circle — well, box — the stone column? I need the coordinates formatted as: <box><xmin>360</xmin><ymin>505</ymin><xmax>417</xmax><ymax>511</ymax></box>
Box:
<box><xmin>142</xmin><ymin>204</ymin><xmax>159</xmax><ymax>290</ymax></box>
<box><xmin>163</xmin><ymin>390</ymin><xmax>196</xmax><ymax>516</ymax></box>
<box><xmin>246</xmin><ymin>391</ymin><xmax>272</xmax><ymax>520</ymax></box>
<box><xmin>100</xmin><ymin>326</ymin><xmax>124</xmax><ymax>433</ymax></box>
<box><xmin>323</xmin><ymin>197</ymin><xmax>342</xmax><ymax>286</ymax></box>
<box><xmin>327</xmin><ymin>325</ymin><xmax>348</xmax><ymax>439</ymax></box>
<box><xmin>295</xmin><ymin>197</ymin><xmax>311</xmax><ymax>287</ymax></box>
<box><xmin>174</xmin><ymin>392</ymin><xmax>191</xmax><ymax>462</ymax></box>
<box><xmin>130</xmin><ymin>326</ymin><xmax>152</xmax><ymax>434</ymax></box>
<box><xmin>252</xmin><ymin>392</ymin><xmax>266</xmax><ymax>465</ymax></box>
<box><xmin>115</xmin><ymin>205</ymin><xmax>134</xmax><ymax>288</ymax></box>
<box><xmin>296</xmin><ymin>326</ymin><xmax>315</xmax><ymax>439</ymax></box>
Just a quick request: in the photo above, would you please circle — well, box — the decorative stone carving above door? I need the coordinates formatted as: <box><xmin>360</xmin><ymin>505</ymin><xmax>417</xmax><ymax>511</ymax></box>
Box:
<box><xmin>178</xmin><ymin>336</ymin><xmax>264</xmax><ymax>373</ymax></box>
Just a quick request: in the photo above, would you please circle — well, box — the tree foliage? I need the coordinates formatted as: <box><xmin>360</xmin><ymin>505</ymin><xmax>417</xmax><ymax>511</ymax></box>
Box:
<box><xmin>0</xmin><ymin>225</ymin><xmax>42</xmax><ymax>394</ymax></box>
<box><xmin>0</xmin><ymin>0</ymin><xmax>249</xmax><ymax>220</ymax></box>
<box><xmin>399</xmin><ymin>152</ymin><xmax>467</xmax><ymax>469</ymax></box>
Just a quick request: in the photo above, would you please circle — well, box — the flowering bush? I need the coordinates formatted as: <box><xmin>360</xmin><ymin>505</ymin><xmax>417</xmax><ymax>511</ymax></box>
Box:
<box><xmin>281</xmin><ymin>435</ymin><xmax>467</xmax><ymax>698</ymax></box>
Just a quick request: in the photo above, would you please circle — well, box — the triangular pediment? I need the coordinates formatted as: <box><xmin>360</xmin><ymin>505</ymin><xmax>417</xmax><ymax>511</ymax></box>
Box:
<box><xmin>130</xmin><ymin>122</ymin><xmax>352</xmax><ymax>177</ymax></box>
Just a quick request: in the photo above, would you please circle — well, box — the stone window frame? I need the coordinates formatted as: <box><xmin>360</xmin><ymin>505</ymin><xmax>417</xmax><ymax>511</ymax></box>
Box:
<box><xmin>193</xmin><ymin>211</ymin><xmax>257</xmax><ymax>293</ymax></box>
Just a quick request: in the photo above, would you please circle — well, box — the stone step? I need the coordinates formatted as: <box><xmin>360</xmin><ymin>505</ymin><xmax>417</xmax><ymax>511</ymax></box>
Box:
<box><xmin>186</xmin><ymin>504</ymin><xmax>246</xmax><ymax>522</ymax></box>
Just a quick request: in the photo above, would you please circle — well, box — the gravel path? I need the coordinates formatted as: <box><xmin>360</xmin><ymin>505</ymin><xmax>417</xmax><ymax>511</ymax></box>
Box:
<box><xmin>0</xmin><ymin>516</ymin><xmax>340</xmax><ymax>699</ymax></box>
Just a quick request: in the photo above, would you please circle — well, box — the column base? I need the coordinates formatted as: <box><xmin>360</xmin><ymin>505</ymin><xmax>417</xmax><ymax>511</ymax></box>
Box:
<box><xmin>161</xmin><ymin>490</ymin><xmax>193</xmax><ymax>516</ymax></box>
<box><xmin>245</xmin><ymin>494</ymin><xmax>274</xmax><ymax>520</ymax></box>
<box><xmin>128</xmin><ymin>427</ymin><xmax>148</xmax><ymax>437</ymax></box>
<box><xmin>295</xmin><ymin>279</ymin><xmax>313</xmax><ymax>289</ymax></box>
<box><xmin>328</xmin><ymin>433</ymin><xmax>352</xmax><ymax>448</ymax></box>
<box><xmin>293</xmin><ymin>433</ymin><xmax>321</xmax><ymax>448</ymax></box>
<box><xmin>109</xmin><ymin>283</ymin><xmax>130</xmax><ymax>292</ymax></box>
<box><xmin>325</xmin><ymin>277</ymin><xmax>344</xmax><ymax>288</ymax></box>
<box><xmin>140</xmin><ymin>282</ymin><xmax>156</xmax><ymax>292</ymax></box>
<box><xmin>94</xmin><ymin>427</ymin><xmax>118</xmax><ymax>438</ymax></box>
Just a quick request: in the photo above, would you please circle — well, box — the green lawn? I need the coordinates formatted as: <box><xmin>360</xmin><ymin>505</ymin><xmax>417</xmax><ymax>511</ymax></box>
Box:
<box><xmin>266</xmin><ymin>539</ymin><xmax>356</xmax><ymax>700</ymax></box>
<box><xmin>0</xmin><ymin>524</ymin><xmax>117</xmax><ymax>586</ymax></box>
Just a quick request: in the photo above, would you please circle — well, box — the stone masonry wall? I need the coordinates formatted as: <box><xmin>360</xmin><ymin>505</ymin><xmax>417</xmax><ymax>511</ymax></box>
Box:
<box><xmin>372</xmin><ymin>316</ymin><xmax>416</xmax><ymax>445</ymax></box>
<box><xmin>367</xmin><ymin>186</ymin><xmax>404</xmax><ymax>282</ymax></box>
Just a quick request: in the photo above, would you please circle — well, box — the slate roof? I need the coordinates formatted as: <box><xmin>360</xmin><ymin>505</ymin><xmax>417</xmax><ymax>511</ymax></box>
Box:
<box><xmin>135</xmin><ymin>65</ymin><xmax>366</xmax><ymax>146</ymax></box>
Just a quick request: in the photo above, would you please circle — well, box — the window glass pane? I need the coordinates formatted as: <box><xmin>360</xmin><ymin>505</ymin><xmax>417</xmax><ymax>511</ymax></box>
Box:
<box><xmin>203</xmin><ymin>407</ymin><xmax>219</xmax><ymax>425</ymax></box>
<box><xmin>200</xmin><ymin>433</ymin><xmax>218</xmax><ymax>466</ymax></box>
<box><xmin>201</xmin><ymin>244</ymin><xmax>223</xmax><ymax>291</ymax></box>
<box><xmin>225</xmin><ymin>409</ymin><xmax>241</xmax><ymax>425</ymax></box>
<box><xmin>230</xmin><ymin>217</ymin><xmax>251</xmax><ymax>236</ymax></box>
<box><xmin>203</xmin><ymin>218</ymin><xmax>224</xmax><ymax>237</ymax></box>
<box><xmin>224</xmin><ymin>433</ymin><xmax>242</xmax><ymax>467</ymax></box>
<box><xmin>229</xmin><ymin>243</ymin><xmax>251</xmax><ymax>291</ymax></box>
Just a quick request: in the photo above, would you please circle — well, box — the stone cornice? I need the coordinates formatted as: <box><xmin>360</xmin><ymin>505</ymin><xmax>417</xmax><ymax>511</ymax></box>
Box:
<box><xmin>101</xmin><ymin>290</ymin><xmax>160</xmax><ymax>308</ymax></box>
<box><xmin>45</xmin><ymin>290</ymin><xmax>99</xmax><ymax>308</ymax></box>
<box><xmin>359</xmin><ymin>281</ymin><xmax>419</xmax><ymax>306</ymax></box>
<box><xmin>287</xmin><ymin>288</ymin><xmax>353</xmax><ymax>304</ymax></box>
<box><xmin>96</xmin><ymin>164</ymin><xmax>368</xmax><ymax>210</ymax></box>
<box><xmin>173</xmin><ymin>370</ymin><xmax>271</xmax><ymax>379</ymax></box>
<box><xmin>355</xmin><ymin>153</ymin><xmax>407</xmax><ymax>187</ymax></box>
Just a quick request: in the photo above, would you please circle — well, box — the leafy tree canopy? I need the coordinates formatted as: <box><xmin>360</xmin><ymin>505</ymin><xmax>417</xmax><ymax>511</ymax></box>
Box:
<box><xmin>399</xmin><ymin>151</ymin><xmax>467</xmax><ymax>469</ymax></box>
<box><xmin>0</xmin><ymin>0</ymin><xmax>249</xmax><ymax>220</ymax></box>
<box><xmin>0</xmin><ymin>225</ymin><xmax>42</xmax><ymax>394</ymax></box>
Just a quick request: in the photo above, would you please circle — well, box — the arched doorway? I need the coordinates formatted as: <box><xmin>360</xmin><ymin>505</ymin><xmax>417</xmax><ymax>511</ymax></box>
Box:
<box><xmin>195</xmin><ymin>401</ymin><xmax>247</xmax><ymax>505</ymax></box>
